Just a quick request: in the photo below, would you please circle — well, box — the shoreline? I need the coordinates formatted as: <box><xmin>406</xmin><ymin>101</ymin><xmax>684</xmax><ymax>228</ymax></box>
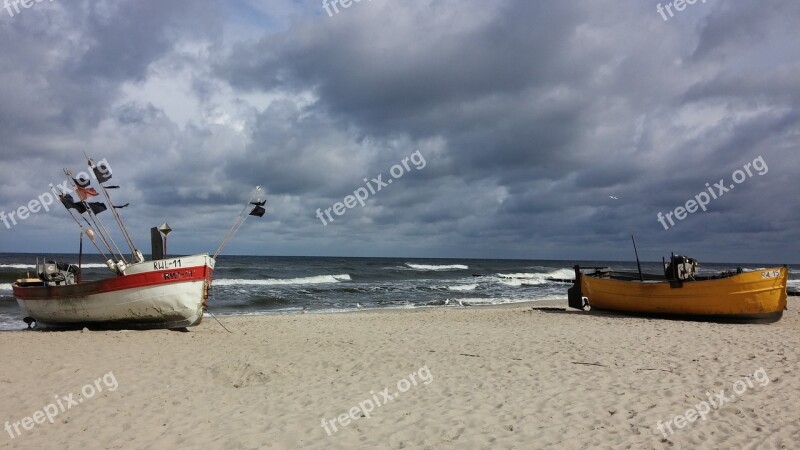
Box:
<box><xmin>0</xmin><ymin>298</ymin><xmax>569</xmax><ymax>332</ymax></box>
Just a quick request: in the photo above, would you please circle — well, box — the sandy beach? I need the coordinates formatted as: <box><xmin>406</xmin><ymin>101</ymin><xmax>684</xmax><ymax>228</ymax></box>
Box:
<box><xmin>1</xmin><ymin>299</ymin><xmax>799</xmax><ymax>449</ymax></box>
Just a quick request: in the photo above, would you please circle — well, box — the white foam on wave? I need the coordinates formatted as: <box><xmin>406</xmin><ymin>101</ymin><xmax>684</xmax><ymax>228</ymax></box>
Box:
<box><xmin>0</xmin><ymin>263</ymin><xmax>108</xmax><ymax>269</ymax></box>
<box><xmin>497</xmin><ymin>269</ymin><xmax>574</xmax><ymax>279</ymax></box>
<box><xmin>448</xmin><ymin>295</ymin><xmax>565</xmax><ymax>306</ymax></box>
<box><xmin>404</xmin><ymin>263</ymin><xmax>469</xmax><ymax>271</ymax></box>
<box><xmin>496</xmin><ymin>269</ymin><xmax>574</xmax><ymax>286</ymax></box>
<box><xmin>0</xmin><ymin>312</ymin><xmax>23</xmax><ymax>330</ymax></box>
<box><xmin>498</xmin><ymin>278</ymin><xmax>544</xmax><ymax>287</ymax></box>
<box><xmin>0</xmin><ymin>283</ymin><xmax>12</xmax><ymax>291</ymax></box>
<box><xmin>215</xmin><ymin>274</ymin><xmax>351</xmax><ymax>287</ymax></box>
<box><xmin>448</xmin><ymin>284</ymin><xmax>477</xmax><ymax>292</ymax></box>
<box><xmin>788</xmin><ymin>280</ymin><xmax>800</xmax><ymax>287</ymax></box>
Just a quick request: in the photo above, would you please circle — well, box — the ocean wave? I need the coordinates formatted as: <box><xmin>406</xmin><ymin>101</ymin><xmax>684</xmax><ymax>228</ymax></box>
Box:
<box><xmin>788</xmin><ymin>280</ymin><xmax>799</xmax><ymax>287</ymax></box>
<box><xmin>451</xmin><ymin>297</ymin><xmax>499</xmax><ymax>305</ymax></box>
<box><xmin>0</xmin><ymin>322</ymin><xmax>22</xmax><ymax>331</ymax></box>
<box><xmin>448</xmin><ymin>284</ymin><xmax>477</xmax><ymax>292</ymax></box>
<box><xmin>0</xmin><ymin>283</ymin><xmax>11</xmax><ymax>291</ymax></box>
<box><xmin>497</xmin><ymin>273</ymin><xmax>544</xmax><ymax>279</ymax></box>
<box><xmin>498</xmin><ymin>278</ymin><xmax>544</xmax><ymax>287</ymax></box>
<box><xmin>497</xmin><ymin>269</ymin><xmax>574</xmax><ymax>279</ymax></box>
<box><xmin>0</xmin><ymin>263</ymin><xmax>108</xmax><ymax>269</ymax></box>
<box><xmin>404</xmin><ymin>263</ymin><xmax>469</xmax><ymax>271</ymax></box>
<box><xmin>215</xmin><ymin>274</ymin><xmax>351</xmax><ymax>286</ymax></box>
<box><xmin>0</xmin><ymin>264</ymin><xmax>32</xmax><ymax>269</ymax></box>
<box><xmin>447</xmin><ymin>296</ymin><xmax>565</xmax><ymax>305</ymax></box>
<box><xmin>496</xmin><ymin>269</ymin><xmax>574</xmax><ymax>286</ymax></box>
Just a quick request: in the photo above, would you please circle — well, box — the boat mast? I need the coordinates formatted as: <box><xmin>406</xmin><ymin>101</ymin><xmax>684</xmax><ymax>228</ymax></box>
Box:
<box><xmin>86</xmin><ymin>155</ymin><xmax>143</xmax><ymax>263</ymax></box>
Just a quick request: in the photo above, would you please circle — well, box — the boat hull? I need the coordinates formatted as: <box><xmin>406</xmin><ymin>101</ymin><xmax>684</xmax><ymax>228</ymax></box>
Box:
<box><xmin>13</xmin><ymin>254</ymin><xmax>215</xmax><ymax>329</ymax></box>
<box><xmin>577</xmin><ymin>267</ymin><xmax>788</xmax><ymax>322</ymax></box>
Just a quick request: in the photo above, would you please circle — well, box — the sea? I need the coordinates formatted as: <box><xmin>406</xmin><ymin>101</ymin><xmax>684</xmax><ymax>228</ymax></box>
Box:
<box><xmin>1</xmin><ymin>253</ymin><xmax>798</xmax><ymax>331</ymax></box>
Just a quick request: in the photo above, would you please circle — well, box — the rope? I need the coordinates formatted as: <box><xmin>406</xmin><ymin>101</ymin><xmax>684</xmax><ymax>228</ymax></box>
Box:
<box><xmin>206</xmin><ymin>309</ymin><xmax>232</xmax><ymax>333</ymax></box>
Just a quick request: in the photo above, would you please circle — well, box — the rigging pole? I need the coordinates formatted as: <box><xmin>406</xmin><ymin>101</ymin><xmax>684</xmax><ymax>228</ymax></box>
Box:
<box><xmin>51</xmin><ymin>187</ymin><xmax>110</xmax><ymax>261</ymax></box>
<box><xmin>64</xmin><ymin>169</ymin><xmax>125</xmax><ymax>264</ymax></box>
<box><xmin>86</xmin><ymin>155</ymin><xmax>143</xmax><ymax>262</ymax></box>
<box><xmin>214</xmin><ymin>186</ymin><xmax>264</xmax><ymax>259</ymax></box>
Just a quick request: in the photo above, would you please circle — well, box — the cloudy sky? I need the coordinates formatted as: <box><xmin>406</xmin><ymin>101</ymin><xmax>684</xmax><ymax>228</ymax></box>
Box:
<box><xmin>0</xmin><ymin>0</ymin><xmax>797</xmax><ymax>263</ymax></box>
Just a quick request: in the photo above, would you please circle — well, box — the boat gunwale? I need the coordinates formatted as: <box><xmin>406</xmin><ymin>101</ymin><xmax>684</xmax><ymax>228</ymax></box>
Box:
<box><xmin>12</xmin><ymin>262</ymin><xmax>214</xmax><ymax>301</ymax></box>
<box><xmin>582</xmin><ymin>269</ymin><xmax>749</xmax><ymax>284</ymax></box>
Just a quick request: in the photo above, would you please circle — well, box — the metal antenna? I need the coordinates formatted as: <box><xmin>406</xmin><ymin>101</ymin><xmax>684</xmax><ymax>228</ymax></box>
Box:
<box><xmin>631</xmin><ymin>235</ymin><xmax>644</xmax><ymax>282</ymax></box>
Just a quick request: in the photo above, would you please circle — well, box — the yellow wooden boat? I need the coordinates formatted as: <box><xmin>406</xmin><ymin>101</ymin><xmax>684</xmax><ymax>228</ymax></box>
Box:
<box><xmin>568</xmin><ymin>256</ymin><xmax>788</xmax><ymax>323</ymax></box>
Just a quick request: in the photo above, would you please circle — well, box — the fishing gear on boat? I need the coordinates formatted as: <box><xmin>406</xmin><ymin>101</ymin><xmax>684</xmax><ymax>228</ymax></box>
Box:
<box><xmin>51</xmin><ymin>187</ymin><xmax>112</xmax><ymax>261</ymax></box>
<box><xmin>64</xmin><ymin>169</ymin><xmax>126</xmax><ymax>265</ymax></box>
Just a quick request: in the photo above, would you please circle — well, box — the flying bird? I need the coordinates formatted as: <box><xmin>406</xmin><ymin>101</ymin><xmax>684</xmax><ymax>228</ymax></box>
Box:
<box><xmin>609</xmin><ymin>196</ymin><xmax>619</xmax><ymax>200</ymax></box>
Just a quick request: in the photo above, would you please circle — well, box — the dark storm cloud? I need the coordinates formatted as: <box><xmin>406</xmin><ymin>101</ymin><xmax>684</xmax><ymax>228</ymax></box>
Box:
<box><xmin>218</xmin><ymin>1</ymin><xmax>593</xmax><ymax>175</ymax></box>
<box><xmin>691</xmin><ymin>0</ymin><xmax>800</xmax><ymax>60</ymax></box>
<box><xmin>0</xmin><ymin>0</ymin><xmax>220</xmax><ymax>137</ymax></box>
<box><xmin>65</xmin><ymin>0</ymin><xmax>221</xmax><ymax>83</ymax></box>
<box><xmin>0</xmin><ymin>0</ymin><xmax>229</xmax><ymax>252</ymax></box>
<box><xmin>0</xmin><ymin>0</ymin><xmax>798</xmax><ymax>261</ymax></box>
<box><xmin>158</xmin><ymin>0</ymin><xmax>800</xmax><ymax>260</ymax></box>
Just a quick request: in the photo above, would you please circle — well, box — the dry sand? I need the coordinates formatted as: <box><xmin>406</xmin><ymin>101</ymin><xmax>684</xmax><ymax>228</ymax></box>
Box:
<box><xmin>1</xmin><ymin>299</ymin><xmax>799</xmax><ymax>449</ymax></box>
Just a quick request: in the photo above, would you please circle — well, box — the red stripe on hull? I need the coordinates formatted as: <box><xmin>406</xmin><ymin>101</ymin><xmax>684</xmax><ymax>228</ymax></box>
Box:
<box><xmin>13</xmin><ymin>266</ymin><xmax>214</xmax><ymax>301</ymax></box>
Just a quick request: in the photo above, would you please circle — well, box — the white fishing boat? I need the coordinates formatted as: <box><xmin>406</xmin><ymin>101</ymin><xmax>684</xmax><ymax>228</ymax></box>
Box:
<box><xmin>10</xmin><ymin>157</ymin><xmax>265</xmax><ymax>329</ymax></box>
<box><xmin>13</xmin><ymin>254</ymin><xmax>215</xmax><ymax>329</ymax></box>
